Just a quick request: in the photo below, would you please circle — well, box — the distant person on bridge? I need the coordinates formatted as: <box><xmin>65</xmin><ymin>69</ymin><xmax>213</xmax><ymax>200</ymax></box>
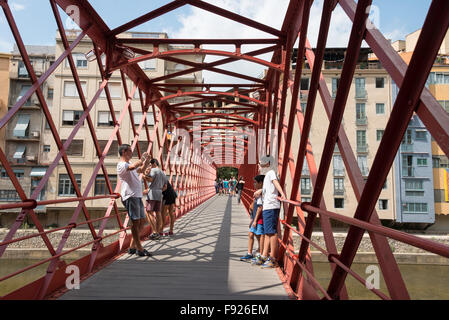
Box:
<box><xmin>236</xmin><ymin>176</ymin><xmax>245</xmax><ymax>203</ymax></box>
<box><xmin>223</xmin><ymin>179</ymin><xmax>229</xmax><ymax>195</ymax></box>
<box><xmin>240</xmin><ymin>174</ymin><xmax>265</xmax><ymax>263</ymax></box>
<box><xmin>161</xmin><ymin>180</ymin><xmax>177</xmax><ymax>236</ymax></box>
<box><xmin>117</xmin><ymin>144</ymin><xmax>152</xmax><ymax>257</ymax></box>
<box><xmin>143</xmin><ymin>158</ymin><xmax>168</xmax><ymax>240</ymax></box>
<box><xmin>253</xmin><ymin>155</ymin><xmax>287</xmax><ymax>268</ymax></box>
<box><xmin>230</xmin><ymin>176</ymin><xmax>237</xmax><ymax>197</ymax></box>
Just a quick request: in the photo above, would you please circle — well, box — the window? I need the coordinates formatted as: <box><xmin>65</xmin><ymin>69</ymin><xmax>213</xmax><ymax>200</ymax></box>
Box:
<box><xmin>133</xmin><ymin>112</ymin><xmax>155</xmax><ymax>126</ymax></box>
<box><xmin>58</xmin><ymin>174</ymin><xmax>81</xmax><ymax>196</ymax></box>
<box><xmin>13</xmin><ymin>145</ymin><xmax>26</xmax><ymax>160</ymax></box>
<box><xmin>356</xmin><ymin>130</ymin><xmax>367</xmax><ymax>152</ymax></box>
<box><xmin>301</xmin><ymin>197</ymin><xmax>311</xmax><ymax>203</ymax></box>
<box><xmin>100</xmin><ymin>82</ymin><xmax>122</xmax><ymax>99</ymax></box>
<box><xmin>376</xmin><ymin>103</ymin><xmax>385</xmax><ymax>114</ymax></box>
<box><xmin>405</xmin><ymin>180</ymin><xmax>424</xmax><ymax>191</ymax></box>
<box><xmin>95</xmin><ymin>175</ymin><xmax>117</xmax><ymax>195</ymax></box>
<box><xmin>98</xmin><ymin>111</ymin><xmax>119</xmax><ymax>127</ymax></box>
<box><xmin>402</xmin><ymin>129</ymin><xmax>413</xmax><ymax>145</ymax></box>
<box><xmin>379</xmin><ymin>199</ymin><xmax>388</xmax><ymax>210</ymax></box>
<box><xmin>47</xmin><ymin>88</ymin><xmax>54</xmax><ymax>100</ymax></box>
<box><xmin>428</xmin><ymin>72</ymin><xmax>449</xmax><ymax>84</ymax></box>
<box><xmin>417</xmin><ymin>158</ymin><xmax>428</xmax><ymax>166</ymax></box>
<box><xmin>98</xmin><ymin>140</ymin><xmax>119</xmax><ymax>157</ymax></box>
<box><xmin>356</xmin><ymin>103</ymin><xmax>366</xmax><ymax>121</ymax></box>
<box><xmin>376</xmin><ymin>77</ymin><xmax>385</xmax><ymax>88</ymax></box>
<box><xmin>300</xmin><ymin>78</ymin><xmax>310</xmax><ymax>90</ymax></box>
<box><xmin>61</xmin><ymin>140</ymin><xmax>84</xmax><ymax>156</ymax></box>
<box><xmin>334</xmin><ymin>198</ymin><xmax>344</xmax><ymax>209</ymax></box>
<box><xmin>62</xmin><ymin>110</ymin><xmax>84</xmax><ymax>126</ymax></box>
<box><xmin>382</xmin><ymin>180</ymin><xmax>387</xmax><ymax>189</ymax></box>
<box><xmin>376</xmin><ymin>130</ymin><xmax>384</xmax><ymax>141</ymax></box>
<box><xmin>403</xmin><ymin>203</ymin><xmax>428</xmax><ymax>213</ymax></box>
<box><xmin>301</xmin><ymin>178</ymin><xmax>311</xmax><ymax>195</ymax></box>
<box><xmin>64</xmin><ymin>81</ymin><xmax>87</xmax><ymax>97</ymax></box>
<box><xmin>333</xmin><ymin>155</ymin><xmax>344</xmax><ymax>176</ymax></box>
<box><xmin>300</xmin><ymin>103</ymin><xmax>307</xmax><ymax>114</ymax></box>
<box><xmin>357</xmin><ymin>155</ymin><xmax>369</xmax><ymax>176</ymax></box>
<box><xmin>132</xmin><ymin>141</ymin><xmax>150</xmax><ymax>158</ymax></box>
<box><xmin>415</xmin><ymin>130</ymin><xmax>427</xmax><ymax>141</ymax></box>
<box><xmin>332</xmin><ymin>78</ymin><xmax>339</xmax><ymax>97</ymax></box>
<box><xmin>402</xmin><ymin>155</ymin><xmax>414</xmax><ymax>177</ymax></box>
<box><xmin>66</xmin><ymin>53</ymin><xmax>87</xmax><ymax>68</ymax></box>
<box><xmin>0</xmin><ymin>190</ymin><xmax>20</xmax><ymax>201</ymax></box>
<box><xmin>18</xmin><ymin>60</ymin><xmax>28</xmax><ymax>77</ymax></box>
<box><xmin>301</xmin><ymin>159</ymin><xmax>310</xmax><ymax>176</ymax></box>
<box><xmin>334</xmin><ymin>178</ymin><xmax>344</xmax><ymax>195</ymax></box>
<box><xmin>1</xmin><ymin>169</ymin><xmax>24</xmax><ymax>179</ymax></box>
<box><xmin>17</xmin><ymin>85</ymin><xmax>32</xmax><ymax>106</ymax></box>
<box><xmin>43</xmin><ymin>145</ymin><xmax>50</xmax><ymax>152</ymax></box>
<box><xmin>433</xmin><ymin>157</ymin><xmax>440</xmax><ymax>168</ymax></box>
<box><xmin>355</xmin><ymin>78</ymin><xmax>366</xmax><ymax>98</ymax></box>
<box><xmin>13</xmin><ymin>114</ymin><xmax>31</xmax><ymax>137</ymax></box>
<box><xmin>438</xmin><ymin>101</ymin><xmax>449</xmax><ymax>113</ymax></box>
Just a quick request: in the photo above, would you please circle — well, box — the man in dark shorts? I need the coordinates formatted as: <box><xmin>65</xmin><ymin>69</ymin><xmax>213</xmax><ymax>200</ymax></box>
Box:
<box><xmin>161</xmin><ymin>180</ymin><xmax>178</xmax><ymax>236</ymax></box>
<box><xmin>117</xmin><ymin>144</ymin><xmax>152</xmax><ymax>257</ymax></box>
<box><xmin>143</xmin><ymin>158</ymin><xmax>167</xmax><ymax>240</ymax></box>
<box><xmin>236</xmin><ymin>176</ymin><xmax>245</xmax><ymax>203</ymax></box>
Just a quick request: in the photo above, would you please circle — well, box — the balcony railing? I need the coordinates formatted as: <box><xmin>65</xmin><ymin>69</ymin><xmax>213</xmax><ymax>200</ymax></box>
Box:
<box><xmin>357</xmin><ymin>144</ymin><xmax>368</xmax><ymax>153</ymax></box>
<box><xmin>355</xmin><ymin>89</ymin><xmax>368</xmax><ymax>99</ymax></box>
<box><xmin>356</xmin><ymin>117</ymin><xmax>367</xmax><ymax>126</ymax></box>
<box><xmin>301</xmin><ymin>188</ymin><xmax>311</xmax><ymax>195</ymax></box>
<box><xmin>334</xmin><ymin>189</ymin><xmax>345</xmax><ymax>195</ymax></box>
<box><xmin>402</xmin><ymin>166</ymin><xmax>415</xmax><ymax>177</ymax></box>
<box><xmin>401</xmin><ymin>144</ymin><xmax>413</xmax><ymax>152</ymax></box>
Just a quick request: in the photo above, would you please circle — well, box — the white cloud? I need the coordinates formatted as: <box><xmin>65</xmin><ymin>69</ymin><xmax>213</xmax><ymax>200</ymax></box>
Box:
<box><xmin>168</xmin><ymin>0</ymin><xmax>357</xmax><ymax>83</ymax></box>
<box><xmin>11</xmin><ymin>2</ymin><xmax>26</xmax><ymax>12</ymax></box>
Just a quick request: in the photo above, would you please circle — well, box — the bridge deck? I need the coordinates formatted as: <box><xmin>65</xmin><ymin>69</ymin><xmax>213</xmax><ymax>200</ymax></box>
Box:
<box><xmin>60</xmin><ymin>195</ymin><xmax>289</xmax><ymax>300</ymax></box>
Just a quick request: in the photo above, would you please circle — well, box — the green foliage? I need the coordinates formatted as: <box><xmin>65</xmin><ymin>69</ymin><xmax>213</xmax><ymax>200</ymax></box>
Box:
<box><xmin>217</xmin><ymin>167</ymin><xmax>238</xmax><ymax>180</ymax></box>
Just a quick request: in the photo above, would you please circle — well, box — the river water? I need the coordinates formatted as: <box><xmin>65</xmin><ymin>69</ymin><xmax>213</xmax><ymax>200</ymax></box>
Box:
<box><xmin>1</xmin><ymin>260</ymin><xmax>448</xmax><ymax>299</ymax></box>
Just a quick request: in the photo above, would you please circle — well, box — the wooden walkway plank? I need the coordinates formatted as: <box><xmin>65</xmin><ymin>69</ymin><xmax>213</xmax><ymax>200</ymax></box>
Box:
<box><xmin>60</xmin><ymin>195</ymin><xmax>289</xmax><ymax>300</ymax></box>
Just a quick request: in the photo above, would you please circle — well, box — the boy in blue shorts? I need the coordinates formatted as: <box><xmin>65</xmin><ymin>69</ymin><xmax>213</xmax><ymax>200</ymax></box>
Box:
<box><xmin>253</xmin><ymin>155</ymin><xmax>286</xmax><ymax>268</ymax></box>
<box><xmin>240</xmin><ymin>175</ymin><xmax>265</xmax><ymax>262</ymax></box>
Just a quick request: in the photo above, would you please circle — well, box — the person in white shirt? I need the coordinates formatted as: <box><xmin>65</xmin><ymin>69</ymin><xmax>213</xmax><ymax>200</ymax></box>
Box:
<box><xmin>117</xmin><ymin>144</ymin><xmax>152</xmax><ymax>257</ymax></box>
<box><xmin>253</xmin><ymin>155</ymin><xmax>286</xmax><ymax>268</ymax></box>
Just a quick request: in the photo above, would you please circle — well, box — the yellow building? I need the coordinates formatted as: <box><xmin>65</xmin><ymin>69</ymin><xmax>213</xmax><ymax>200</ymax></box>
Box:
<box><xmin>0</xmin><ymin>53</ymin><xmax>11</xmax><ymax>151</ymax></box>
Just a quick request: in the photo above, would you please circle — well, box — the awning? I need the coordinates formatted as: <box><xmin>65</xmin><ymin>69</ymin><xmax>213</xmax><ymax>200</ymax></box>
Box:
<box><xmin>13</xmin><ymin>114</ymin><xmax>30</xmax><ymax>137</ymax></box>
<box><xmin>13</xmin><ymin>145</ymin><xmax>26</xmax><ymax>159</ymax></box>
<box><xmin>30</xmin><ymin>167</ymin><xmax>47</xmax><ymax>177</ymax></box>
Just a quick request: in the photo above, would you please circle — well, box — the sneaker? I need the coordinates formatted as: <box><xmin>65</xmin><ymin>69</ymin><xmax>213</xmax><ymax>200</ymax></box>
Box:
<box><xmin>137</xmin><ymin>249</ymin><xmax>152</xmax><ymax>257</ymax></box>
<box><xmin>252</xmin><ymin>255</ymin><xmax>266</xmax><ymax>266</ymax></box>
<box><xmin>149</xmin><ymin>233</ymin><xmax>160</xmax><ymax>240</ymax></box>
<box><xmin>128</xmin><ymin>248</ymin><xmax>136</xmax><ymax>255</ymax></box>
<box><xmin>261</xmin><ymin>257</ymin><xmax>277</xmax><ymax>268</ymax></box>
<box><xmin>239</xmin><ymin>253</ymin><xmax>253</xmax><ymax>262</ymax></box>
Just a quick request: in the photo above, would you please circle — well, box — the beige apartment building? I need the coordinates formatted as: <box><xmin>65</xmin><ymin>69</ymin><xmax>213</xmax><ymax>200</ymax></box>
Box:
<box><xmin>286</xmin><ymin>48</ymin><xmax>397</xmax><ymax>223</ymax></box>
<box><xmin>40</xmin><ymin>31</ymin><xmax>203</xmax><ymax>228</ymax></box>
<box><xmin>0</xmin><ymin>52</ymin><xmax>11</xmax><ymax>152</ymax></box>
<box><xmin>0</xmin><ymin>46</ymin><xmax>54</xmax><ymax>228</ymax></box>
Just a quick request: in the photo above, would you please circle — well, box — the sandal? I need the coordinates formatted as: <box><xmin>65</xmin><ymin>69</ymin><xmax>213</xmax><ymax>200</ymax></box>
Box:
<box><xmin>128</xmin><ymin>248</ymin><xmax>136</xmax><ymax>255</ymax></box>
<box><xmin>137</xmin><ymin>249</ymin><xmax>152</xmax><ymax>257</ymax></box>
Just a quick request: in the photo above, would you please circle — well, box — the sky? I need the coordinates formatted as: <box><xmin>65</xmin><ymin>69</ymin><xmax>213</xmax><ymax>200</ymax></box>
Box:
<box><xmin>0</xmin><ymin>0</ymin><xmax>433</xmax><ymax>83</ymax></box>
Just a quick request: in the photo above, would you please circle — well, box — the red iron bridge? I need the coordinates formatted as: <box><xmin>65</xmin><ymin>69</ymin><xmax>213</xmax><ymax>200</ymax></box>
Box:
<box><xmin>0</xmin><ymin>0</ymin><xmax>449</xmax><ymax>300</ymax></box>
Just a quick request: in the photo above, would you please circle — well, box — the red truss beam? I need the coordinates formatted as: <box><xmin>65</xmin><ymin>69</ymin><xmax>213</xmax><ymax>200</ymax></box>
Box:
<box><xmin>117</xmin><ymin>38</ymin><xmax>282</xmax><ymax>46</ymax></box>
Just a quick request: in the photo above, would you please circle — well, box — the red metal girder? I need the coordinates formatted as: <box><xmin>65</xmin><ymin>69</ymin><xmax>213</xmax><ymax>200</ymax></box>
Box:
<box><xmin>112</xmin><ymin>48</ymin><xmax>283</xmax><ymax>73</ymax></box>
<box><xmin>170</xmin><ymin>113</ymin><xmax>257</xmax><ymax>125</ymax></box>
<box><xmin>153</xmin><ymin>83</ymin><xmax>265</xmax><ymax>88</ymax></box>
<box><xmin>279</xmin><ymin>0</ymin><xmax>311</xmax><ymax>187</ymax></box>
<box><xmin>326</xmin><ymin>0</ymin><xmax>449</xmax><ymax>299</ymax></box>
<box><xmin>154</xmin><ymin>91</ymin><xmax>265</xmax><ymax>107</ymax></box>
<box><xmin>297</xmin><ymin>0</ymin><xmax>373</xmax><ymax>272</ymax></box>
<box><xmin>148</xmin><ymin>45</ymin><xmax>277</xmax><ymax>84</ymax></box>
<box><xmin>184</xmin><ymin>0</ymin><xmax>284</xmax><ymax>38</ymax></box>
<box><xmin>118</xmin><ymin>38</ymin><xmax>281</xmax><ymax>46</ymax></box>
<box><xmin>110</xmin><ymin>0</ymin><xmax>188</xmax><ymax>36</ymax></box>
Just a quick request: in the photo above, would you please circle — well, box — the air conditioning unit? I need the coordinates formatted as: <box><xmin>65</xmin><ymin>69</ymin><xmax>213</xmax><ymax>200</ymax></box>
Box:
<box><xmin>32</xmin><ymin>131</ymin><xmax>40</xmax><ymax>138</ymax></box>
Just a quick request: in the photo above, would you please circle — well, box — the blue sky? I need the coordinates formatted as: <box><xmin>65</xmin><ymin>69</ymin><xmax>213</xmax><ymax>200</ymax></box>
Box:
<box><xmin>0</xmin><ymin>0</ymin><xmax>432</xmax><ymax>48</ymax></box>
<box><xmin>0</xmin><ymin>0</ymin><xmax>433</xmax><ymax>82</ymax></box>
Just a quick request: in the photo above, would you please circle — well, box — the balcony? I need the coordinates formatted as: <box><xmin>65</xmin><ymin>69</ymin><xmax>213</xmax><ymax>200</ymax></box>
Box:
<box><xmin>402</xmin><ymin>166</ymin><xmax>415</xmax><ymax>177</ymax></box>
<box><xmin>301</xmin><ymin>188</ymin><xmax>311</xmax><ymax>195</ymax></box>
<box><xmin>401</xmin><ymin>144</ymin><xmax>413</xmax><ymax>153</ymax></box>
<box><xmin>334</xmin><ymin>189</ymin><xmax>345</xmax><ymax>196</ymax></box>
<box><xmin>355</xmin><ymin>89</ymin><xmax>368</xmax><ymax>100</ymax></box>
<box><xmin>357</xmin><ymin>144</ymin><xmax>368</xmax><ymax>153</ymax></box>
<box><xmin>356</xmin><ymin>117</ymin><xmax>367</xmax><ymax>126</ymax></box>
